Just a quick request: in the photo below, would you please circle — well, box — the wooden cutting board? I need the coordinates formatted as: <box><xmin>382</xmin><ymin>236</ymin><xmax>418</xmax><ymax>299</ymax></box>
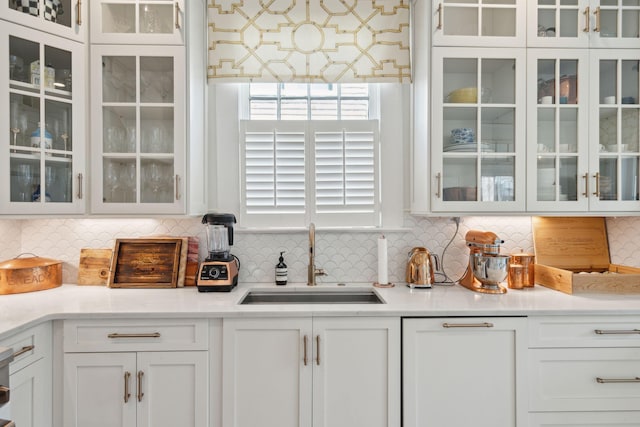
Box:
<box><xmin>77</xmin><ymin>249</ymin><xmax>113</xmax><ymax>286</ymax></box>
<box><xmin>109</xmin><ymin>238</ymin><xmax>182</xmax><ymax>288</ymax></box>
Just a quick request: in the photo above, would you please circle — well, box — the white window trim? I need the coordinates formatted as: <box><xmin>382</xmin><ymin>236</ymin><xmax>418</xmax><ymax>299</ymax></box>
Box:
<box><xmin>209</xmin><ymin>83</ymin><xmax>407</xmax><ymax>230</ymax></box>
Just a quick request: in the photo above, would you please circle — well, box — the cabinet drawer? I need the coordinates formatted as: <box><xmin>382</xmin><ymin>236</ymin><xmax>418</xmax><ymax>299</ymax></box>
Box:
<box><xmin>529</xmin><ymin>411</ymin><xmax>640</xmax><ymax>426</ymax></box>
<box><xmin>0</xmin><ymin>322</ymin><xmax>51</xmax><ymax>374</ymax></box>
<box><xmin>530</xmin><ymin>348</ymin><xmax>640</xmax><ymax>411</ymax></box>
<box><xmin>529</xmin><ymin>316</ymin><xmax>640</xmax><ymax>348</ymax></box>
<box><xmin>63</xmin><ymin>319</ymin><xmax>208</xmax><ymax>352</ymax></box>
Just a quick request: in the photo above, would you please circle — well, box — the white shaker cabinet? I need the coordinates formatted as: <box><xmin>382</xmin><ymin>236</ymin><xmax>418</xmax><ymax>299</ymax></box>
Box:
<box><xmin>403</xmin><ymin>317</ymin><xmax>528</xmax><ymax>427</ymax></box>
<box><xmin>222</xmin><ymin>317</ymin><xmax>400</xmax><ymax>427</ymax></box>
<box><xmin>1</xmin><ymin>0</ymin><xmax>87</xmax><ymax>42</ymax></box>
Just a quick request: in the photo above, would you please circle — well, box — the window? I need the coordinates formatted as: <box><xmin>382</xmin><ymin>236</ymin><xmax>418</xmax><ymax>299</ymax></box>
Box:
<box><xmin>240</xmin><ymin>83</ymin><xmax>380</xmax><ymax>228</ymax></box>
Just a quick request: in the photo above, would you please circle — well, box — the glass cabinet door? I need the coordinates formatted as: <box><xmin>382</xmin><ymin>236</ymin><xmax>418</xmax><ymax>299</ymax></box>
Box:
<box><xmin>527</xmin><ymin>0</ymin><xmax>591</xmax><ymax>48</ymax></box>
<box><xmin>590</xmin><ymin>0</ymin><xmax>640</xmax><ymax>48</ymax></box>
<box><xmin>2</xmin><ymin>0</ymin><xmax>86</xmax><ymax>42</ymax></box>
<box><xmin>2</xmin><ymin>23</ymin><xmax>84</xmax><ymax>214</ymax></box>
<box><xmin>589</xmin><ymin>51</ymin><xmax>640</xmax><ymax>211</ymax></box>
<box><xmin>432</xmin><ymin>0</ymin><xmax>526</xmax><ymax>47</ymax></box>
<box><xmin>527</xmin><ymin>50</ymin><xmax>590</xmax><ymax>211</ymax></box>
<box><xmin>90</xmin><ymin>0</ymin><xmax>185</xmax><ymax>45</ymax></box>
<box><xmin>91</xmin><ymin>45</ymin><xmax>185</xmax><ymax>214</ymax></box>
<box><xmin>431</xmin><ymin>48</ymin><xmax>526</xmax><ymax>212</ymax></box>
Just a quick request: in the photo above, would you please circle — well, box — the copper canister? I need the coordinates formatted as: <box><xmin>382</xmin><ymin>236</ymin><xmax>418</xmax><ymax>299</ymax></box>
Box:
<box><xmin>0</xmin><ymin>254</ymin><xmax>62</xmax><ymax>295</ymax></box>
<box><xmin>509</xmin><ymin>252</ymin><xmax>535</xmax><ymax>288</ymax></box>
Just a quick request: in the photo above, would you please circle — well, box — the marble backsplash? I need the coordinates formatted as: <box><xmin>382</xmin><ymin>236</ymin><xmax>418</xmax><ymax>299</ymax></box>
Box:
<box><xmin>1</xmin><ymin>215</ymin><xmax>638</xmax><ymax>285</ymax></box>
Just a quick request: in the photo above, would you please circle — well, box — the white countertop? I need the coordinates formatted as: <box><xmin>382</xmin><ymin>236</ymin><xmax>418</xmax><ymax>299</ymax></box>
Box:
<box><xmin>2</xmin><ymin>281</ymin><xmax>640</xmax><ymax>339</ymax></box>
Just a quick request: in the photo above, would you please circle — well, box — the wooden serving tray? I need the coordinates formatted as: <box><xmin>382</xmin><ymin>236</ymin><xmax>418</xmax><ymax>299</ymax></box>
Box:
<box><xmin>109</xmin><ymin>238</ymin><xmax>183</xmax><ymax>288</ymax></box>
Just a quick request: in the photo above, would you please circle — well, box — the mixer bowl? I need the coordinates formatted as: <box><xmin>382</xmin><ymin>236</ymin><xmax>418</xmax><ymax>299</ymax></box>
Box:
<box><xmin>470</xmin><ymin>254</ymin><xmax>510</xmax><ymax>286</ymax></box>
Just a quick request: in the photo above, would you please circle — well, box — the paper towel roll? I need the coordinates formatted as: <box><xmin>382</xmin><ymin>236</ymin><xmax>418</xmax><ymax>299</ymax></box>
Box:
<box><xmin>377</xmin><ymin>235</ymin><xmax>388</xmax><ymax>285</ymax></box>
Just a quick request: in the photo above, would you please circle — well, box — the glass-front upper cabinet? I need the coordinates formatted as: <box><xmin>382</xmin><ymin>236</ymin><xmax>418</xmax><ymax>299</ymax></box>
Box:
<box><xmin>588</xmin><ymin>50</ymin><xmax>640</xmax><ymax>211</ymax></box>
<box><xmin>1</xmin><ymin>0</ymin><xmax>87</xmax><ymax>42</ymax></box>
<box><xmin>526</xmin><ymin>50</ymin><xmax>590</xmax><ymax>211</ymax></box>
<box><xmin>90</xmin><ymin>0</ymin><xmax>185</xmax><ymax>45</ymax></box>
<box><xmin>90</xmin><ymin>45</ymin><xmax>185</xmax><ymax>215</ymax></box>
<box><xmin>431</xmin><ymin>48</ymin><xmax>526</xmax><ymax>213</ymax></box>
<box><xmin>1</xmin><ymin>22</ymin><xmax>85</xmax><ymax>214</ymax></box>
<box><xmin>528</xmin><ymin>0</ymin><xmax>640</xmax><ymax>48</ymax></box>
<box><xmin>432</xmin><ymin>0</ymin><xmax>526</xmax><ymax>47</ymax></box>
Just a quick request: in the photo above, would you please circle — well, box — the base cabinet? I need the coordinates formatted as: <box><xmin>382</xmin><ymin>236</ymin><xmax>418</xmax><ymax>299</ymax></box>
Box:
<box><xmin>222</xmin><ymin>316</ymin><xmax>400</xmax><ymax>427</ymax></box>
<box><xmin>403</xmin><ymin>317</ymin><xmax>527</xmax><ymax>427</ymax></box>
<box><xmin>529</xmin><ymin>411</ymin><xmax>640</xmax><ymax>426</ymax></box>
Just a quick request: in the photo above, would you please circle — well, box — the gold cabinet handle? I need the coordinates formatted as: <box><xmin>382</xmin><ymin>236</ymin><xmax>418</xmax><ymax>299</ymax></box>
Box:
<box><xmin>175</xmin><ymin>2</ymin><xmax>181</xmax><ymax>29</ymax></box>
<box><xmin>315</xmin><ymin>335</ymin><xmax>320</xmax><ymax>366</ymax></box>
<box><xmin>124</xmin><ymin>371</ymin><xmax>131</xmax><ymax>403</ymax></box>
<box><xmin>175</xmin><ymin>174</ymin><xmax>181</xmax><ymax>200</ymax></box>
<box><xmin>442</xmin><ymin>322</ymin><xmax>494</xmax><ymax>328</ymax></box>
<box><xmin>582</xmin><ymin>173</ymin><xmax>589</xmax><ymax>197</ymax></box>
<box><xmin>107</xmin><ymin>333</ymin><xmax>161</xmax><ymax>339</ymax></box>
<box><xmin>137</xmin><ymin>371</ymin><xmax>144</xmax><ymax>402</ymax></box>
<box><xmin>595</xmin><ymin>329</ymin><xmax>640</xmax><ymax>335</ymax></box>
<box><xmin>593</xmin><ymin>6</ymin><xmax>600</xmax><ymax>32</ymax></box>
<box><xmin>583</xmin><ymin>7</ymin><xmax>590</xmax><ymax>32</ymax></box>
<box><xmin>76</xmin><ymin>0</ymin><xmax>82</xmax><ymax>26</ymax></box>
<box><xmin>303</xmin><ymin>335</ymin><xmax>308</xmax><ymax>366</ymax></box>
<box><xmin>596</xmin><ymin>377</ymin><xmax>640</xmax><ymax>383</ymax></box>
<box><xmin>13</xmin><ymin>345</ymin><xmax>35</xmax><ymax>358</ymax></box>
<box><xmin>77</xmin><ymin>173</ymin><xmax>83</xmax><ymax>200</ymax></box>
<box><xmin>593</xmin><ymin>172</ymin><xmax>600</xmax><ymax>197</ymax></box>
<box><xmin>435</xmin><ymin>172</ymin><xmax>442</xmax><ymax>198</ymax></box>
<box><xmin>436</xmin><ymin>3</ymin><xmax>443</xmax><ymax>30</ymax></box>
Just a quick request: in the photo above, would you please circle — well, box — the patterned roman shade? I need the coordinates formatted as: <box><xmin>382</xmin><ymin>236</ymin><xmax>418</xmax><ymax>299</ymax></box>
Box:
<box><xmin>207</xmin><ymin>0</ymin><xmax>411</xmax><ymax>83</ymax></box>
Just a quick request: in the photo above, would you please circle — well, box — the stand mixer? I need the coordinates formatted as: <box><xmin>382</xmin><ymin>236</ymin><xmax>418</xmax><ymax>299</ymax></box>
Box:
<box><xmin>459</xmin><ymin>230</ymin><xmax>510</xmax><ymax>294</ymax></box>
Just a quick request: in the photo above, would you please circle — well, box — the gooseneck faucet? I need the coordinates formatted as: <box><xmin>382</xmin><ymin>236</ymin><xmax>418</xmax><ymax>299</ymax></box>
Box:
<box><xmin>307</xmin><ymin>223</ymin><xmax>326</xmax><ymax>286</ymax></box>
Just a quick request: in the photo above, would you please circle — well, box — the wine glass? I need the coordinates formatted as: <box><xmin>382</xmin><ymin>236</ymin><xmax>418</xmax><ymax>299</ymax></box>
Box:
<box><xmin>120</xmin><ymin>162</ymin><xmax>136</xmax><ymax>202</ymax></box>
<box><xmin>145</xmin><ymin>162</ymin><xmax>164</xmax><ymax>202</ymax></box>
<box><xmin>44</xmin><ymin>165</ymin><xmax>56</xmax><ymax>202</ymax></box>
<box><xmin>18</xmin><ymin>114</ymin><xmax>29</xmax><ymax>147</ymax></box>
<box><xmin>10</xmin><ymin>102</ymin><xmax>21</xmax><ymax>147</ymax></box>
<box><xmin>15</xmin><ymin>163</ymin><xmax>34</xmax><ymax>202</ymax></box>
<box><xmin>104</xmin><ymin>162</ymin><xmax>120</xmax><ymax>202</ymax></box>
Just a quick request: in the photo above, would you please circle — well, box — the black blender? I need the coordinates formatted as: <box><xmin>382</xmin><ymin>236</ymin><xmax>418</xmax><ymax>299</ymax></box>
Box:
<box><xmin>197</xmin><ymin>213</ymin><xmax>240</xmax><ymax>292</ymax></box>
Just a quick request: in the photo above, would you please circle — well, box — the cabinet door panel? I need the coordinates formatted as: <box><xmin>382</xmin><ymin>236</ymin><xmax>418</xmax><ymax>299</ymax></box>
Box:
<box><xmin>63</xmin><ymin>352</ymin><xmax>137</xmax><ymax>427</ymax></box>
<box><xmin>10</xmin><ymin>357</ymin><xmax>52</xmax><ymax>427</ymax></box>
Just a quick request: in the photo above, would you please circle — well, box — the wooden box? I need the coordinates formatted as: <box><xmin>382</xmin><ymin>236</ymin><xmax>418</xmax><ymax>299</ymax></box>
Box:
<box><xmin>532</xmin><ymin>217</ymin><xmax>640</xmax><ymax>294</ymax></box>
<box><xmin>109</xmin><ymin>238</ymin><xmax>182</xmax><ymax>288</ymax></box>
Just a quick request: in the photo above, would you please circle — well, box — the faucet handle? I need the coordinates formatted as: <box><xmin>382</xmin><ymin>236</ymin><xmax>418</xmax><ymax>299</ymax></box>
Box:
<box><xmin>315</xmin><ymin>268</ymin><xmax>327</xmax><ymax>277</ymax></box>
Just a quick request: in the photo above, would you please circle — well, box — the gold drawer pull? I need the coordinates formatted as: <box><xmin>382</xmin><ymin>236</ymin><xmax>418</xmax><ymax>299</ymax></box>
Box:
<box><xmin>107</xmin><ymin>333</ymin><xmax>161</xmax><ymax>339</ymax></box>
<box><xmin>13</xmin><ymin>345</ymin><xmax>35</xmax><ymax>358</ymax></box>
<box><xmin>593</xmin><ymin>6</ymin><xmax>601</xmax><ymax>33</ymax></box>
<box><xmin>137</xmin><ymin>371</ymin><xmax>144</xmax><ymax>402</ymax></box>
<box><xmin>175</xmin><ymin>2</ymin><xmax>181</xmax><ymax>29</ymax></box>
<box><xmin>124</xmin><ymin>371</ymin><xmax>131</xmax><ymax>403</ymax></box>
<box><xmin>436</xmin><ymin>3</ymin><xmax>443</xmax><ymax>30</ymax></box>
<box><xmin>595</xmin><ymin>329</ymin><xmax>640</xmax><ymax>335</ymax></box>
<box><xmin>596</xmin><ymin>377</ymin><xmax>640</xmax><ymax>383</ymax></box>
<box><xmin>303</xmin><ymin>335</ymin><xmax>308</xmax><ymax>366</ymax></box>
<box><xmin>315</xmin><ymin>335</ymin><xmax>320</xmax><ymax>366</ymax></box>
<box><xmin>442</xmin><ymin>322</ymin><xmax>494</xmax><ymax>328</ymax></box>
<box><xmin>582</xmin><ymin>7</ymin><xmax>590</xmax><ymax>33</ymax></box>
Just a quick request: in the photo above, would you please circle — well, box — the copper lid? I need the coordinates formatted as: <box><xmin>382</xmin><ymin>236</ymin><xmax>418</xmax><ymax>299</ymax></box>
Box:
<box><xmin>0</xmin><ymin>254</ymin><xmax>62</xmax><ymax>270</ymax></box>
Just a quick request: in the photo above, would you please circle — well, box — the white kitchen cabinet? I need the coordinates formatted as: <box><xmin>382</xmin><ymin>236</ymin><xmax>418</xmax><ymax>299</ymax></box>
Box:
<box><xmin>62</xmin><ymin>319</ymin><xmax>209</xmax><ymax>427</ymax></box>
<box><xmin>0</xmin><ymin>322</ymin><xmax>53</xmax><ymax>427</ymax></box>
<box><xmin>90</xmin><ymin>0</ymin><xmax>185</xmax><ymax>45</ymax></box>
<box><xmin>89</xmin><ymin>44</ymin><xmax>186</xmax><ymax>214</ymax></box>
<box><xmin>528</xmin><ymin>315</ymin><xmax>640</xmax><ymax>424</ymax></box>
<box><xmin>527</xmin><ymin>0</ymin><xmax>640</xmax><ymax>49</ymax></box>
<box><xmin>431</xmin><ymin>0</ymin><xmax>526</xmax><ymax>48</ymax></box>
<box><xmin>1</xmin><ymin>0</ymin><xmax>87</xmax><ymax>43</ymax></box>
<box><xmin>222</xmin><ymin>316</ymin><xmax>400</xmax><ymax>427</ymax></box>
<box><xmin>403</xmin><ymin>317</ymin><xmax>527</xmax><ymax>427</ymax></box>
<box><xmin>430</xmin><ymin>47</ymin><xmax>527</xmax><ymax>213</ymax></box>
<box><xmin>0</xmin><ymin>21</ymin><xmax>86</xmax><ymax>214</ymax></box>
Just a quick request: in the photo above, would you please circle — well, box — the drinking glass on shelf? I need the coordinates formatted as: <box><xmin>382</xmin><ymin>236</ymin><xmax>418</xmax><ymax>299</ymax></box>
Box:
<box><xmin>120</xmin><ymin>162</ymin><xmax>136</xmax><ymax>202</ymax></box>
<box><xmin>15</xmin><ymin>163</ymin><xmax>34</xmax><ymax>202</ymax></box>
<box><xmin>18</xmin><ymin>114</ymin><xmax>29</xmax><ymax>147</ymax></box>
<box><xmin>45</xmin><ymin>165</ymin><xmax>56</xmax><ymax>202</ymax></box>
<box><xmin>145</xmin><ymin>162</ymin><xmax>164</xmax><ymax>202</ymax></box>
<box><xmin>104</xmin><ymin>162</ymin><xmax>120</xmax><ymax>202</ymax></box>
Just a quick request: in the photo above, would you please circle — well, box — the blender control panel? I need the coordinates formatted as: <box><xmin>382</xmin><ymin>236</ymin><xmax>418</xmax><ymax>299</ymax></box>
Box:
<box><xmin>199</xmin><ymin>264</ymin><xmax>229</xmax><ymax>281</ymax></box>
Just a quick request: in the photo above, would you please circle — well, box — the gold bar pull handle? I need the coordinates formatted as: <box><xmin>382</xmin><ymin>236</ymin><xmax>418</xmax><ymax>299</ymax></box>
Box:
<box><xmin>437</xmin><ymin>3</ymin><xmax>443</xmax><ymax>30</ymax></box>
<box><xmin>435</xmin><ymin>172</ymin><xmax>442</xmax><ymax>198</ymax></box>
<box><xmin>107</xmin><ymin>333</ymin><xmax>161</xmax><ymax>339</ymax></box>
<box><xmin>124</xmin><ymin>371</ymin><xmax>131</xmax><ymax>403</ymax></box>
<box><xmin>593</xmin><ymin>6</ymin><xmax>601</xmax><ymax>32</ymax></box>
<box><xmin>315</xmin><ymin>335</ymin><xmax>320</xmax><ymax>366</ymax></box>
<box><xmin>596</xmin><ymin>377</ymin><xmax>640</xmax><ymax>383</ymax></box>
<box><xmin>303</xmin><ymin>335</ymin><xmax>308</xmax><ymax>366</ymax></box>
<box><xmin>76</xmin><ymin>0</ymin><xmax>82</xmax><ymax>26</ymax></box>
<box><xmin>175</xmin><ymin>174</ymin><xmax>181</xmax><ymax>200</ymax></box>
<box><xmin>13</xmin><ymin>345</ymin><xmax>35</xmax><ymax>358</ymax></box>
<box><xmin>442</xmin><ymin>322</ymin><xmax>494</xmax><ymax>328</ymax></box>
<box><xmin>583</xmin><ymin>7</ymin><xmax>590</xmax><ymax>32</ymax></box>
<box><xmin>175</xmin><ymin>2</ymin><xmax>181</xmax><ymax>30</ymax></box>
<box><xmin>582</xmin><ymin>173</ymin><xmax>589</xmax><ymax>197</ymax></box>
<box><xmin>593</xmin><ymin>172</ymin><xmax>600</xmax><ymax>197</ymax></box>
<box><xmin>137</xmin><ymin>371</ymin><xmax>144</xmax><ymax>402</ymax></box>
<box><xmin>77</xmin><ymin>173</ymin><xmax>83</xmax><ymax>199</ymax></box>
<box><xmin>595</xmin><ymin>329</ymin><xmax>640</xmax><ymax>335</ymax></box>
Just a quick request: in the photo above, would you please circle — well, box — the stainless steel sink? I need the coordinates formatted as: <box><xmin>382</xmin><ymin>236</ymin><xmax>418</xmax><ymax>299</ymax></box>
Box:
<box><xmin>238</xmin><ymin>289</ymin><xmax>385</xmax><ymax>305</ymax></box>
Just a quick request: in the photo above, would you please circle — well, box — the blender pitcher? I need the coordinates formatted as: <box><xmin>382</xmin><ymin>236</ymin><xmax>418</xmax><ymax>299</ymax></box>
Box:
<box><xmin>206</xmin><ymin>224</ymin><xmax>230</xmax><ymax>261</ymax></box>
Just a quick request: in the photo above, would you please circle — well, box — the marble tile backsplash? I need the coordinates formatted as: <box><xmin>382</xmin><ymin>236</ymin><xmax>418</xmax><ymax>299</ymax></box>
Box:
<box><xmin>3</xmin><ymin>215</ymin><xmax>640</xmax><ymax>285</ymax></box>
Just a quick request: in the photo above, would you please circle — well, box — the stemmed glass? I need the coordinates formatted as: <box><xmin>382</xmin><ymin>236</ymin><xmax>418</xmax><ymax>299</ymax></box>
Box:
<box><xmin>120</xmin><ymin>162</ymin><xmax>136</xmax><ymax>202</ymax></box>
<box><xmin>15</xmin><ymin>163</ymin><xmax>34</xmax><ymax>202</ymax></box>
<box><xmin>104</xmin><ymin>162</ymin><xmax>120</xmax><ymax>202</ymax></box>
<box><xmin>45</xmin><ymin>165</ymin><xmax>56</xmax><ymax>202</ymax></box>
<box><xmin>145</xmin><ymin>162</ymin><xmax>164</xmax><ymax>202</ymax></box>
<box><xmin>10</xmin><ymin>102</ymin><xmax>21</xmax><ymax>147</ymax></box>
